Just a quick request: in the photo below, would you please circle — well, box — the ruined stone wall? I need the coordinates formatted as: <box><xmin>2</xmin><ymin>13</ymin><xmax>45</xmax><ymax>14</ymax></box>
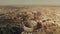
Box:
<box><xmin>0</xmin><ymin>6</ymin><xmax>60</xmax><ymax>34</ymax></box>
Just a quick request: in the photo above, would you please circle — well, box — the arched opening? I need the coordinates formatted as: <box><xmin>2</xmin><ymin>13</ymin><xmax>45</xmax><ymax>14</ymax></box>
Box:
<box><xmin>0</xmin><ymin>27</ymin><xmax>24</xmax><ymax>34</ymax></box>
<box><xmin>12</xmin><ymin>27</ymin><xmax>24</xmax><ymax>34</ymax></box>
<box><xmin>35</xmin><ymin>22</ymin><xmax>42</xmax><ymax>30</ymax></box>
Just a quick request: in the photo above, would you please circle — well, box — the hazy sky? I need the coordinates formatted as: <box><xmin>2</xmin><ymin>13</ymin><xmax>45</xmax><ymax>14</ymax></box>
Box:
<box><xmin>0</xmin><ymin>0</ymin><xmax>60</xmax><ymax>5</ymax></box>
